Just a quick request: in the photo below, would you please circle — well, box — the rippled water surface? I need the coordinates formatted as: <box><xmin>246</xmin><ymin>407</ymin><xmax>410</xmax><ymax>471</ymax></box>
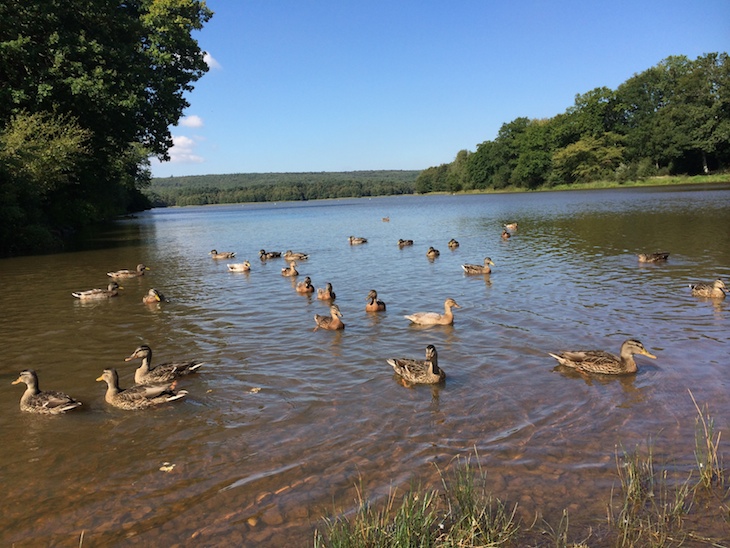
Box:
<box><xmin>2</xmin><ymin>186</ymin><xmax>730</xmax><ymax>546</ymax></box>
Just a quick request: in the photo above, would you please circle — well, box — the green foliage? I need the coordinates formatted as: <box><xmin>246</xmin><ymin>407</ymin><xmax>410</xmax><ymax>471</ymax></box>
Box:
<box><xmin>0</xmin><ymin>110</ymin><xmax>91</xmax><ymax>195</ymax></box>
<box><xmin>426</xmin><ymin>53</ymin><xmax>730</xmax><ymax>192</ymax></box>
<box><xmin>0</xmin><ymin>111</ymin><xmax>92</xmax><ymax>255</ymax></box>
<box><xmin>0</xmin><ymin>0</ymin><xmax>212</xmax><ymax>255</ymax></box>
<box><xmin>150</xmin><ymin>170</ymin><xmax>419</xmax><ymax>206</ymax></box>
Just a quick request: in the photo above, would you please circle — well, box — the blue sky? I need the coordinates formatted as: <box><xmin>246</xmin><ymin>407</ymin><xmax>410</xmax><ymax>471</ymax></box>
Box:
<box><xmin>150</xmin><ymin>0</ymin><xmax>730</xmax><ymax>178</ymax></box>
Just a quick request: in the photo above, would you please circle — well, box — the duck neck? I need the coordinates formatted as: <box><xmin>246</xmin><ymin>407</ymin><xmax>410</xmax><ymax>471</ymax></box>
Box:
<box><xmin>620</xmin><ymin>355</ymin><xmax>638</xmax><ymax>373</ymax></box>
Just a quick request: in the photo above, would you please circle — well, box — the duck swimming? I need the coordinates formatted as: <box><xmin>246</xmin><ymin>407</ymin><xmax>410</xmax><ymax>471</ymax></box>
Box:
<box><xmin>504</xmin><ymin>222</ymin><xmax>518</xmax><ymax>231</ymax></box>
<box><xmin>638</xmin><ymin>252</ymin><xmax>670</xmax><ymax>263</ymax></box>
<box><xmin>142</xmin><ymin>288</ymin><xmax>167</xmax><ymax>304</ymax></box>
<box><xmin>107</xmin><ymin>264</ymin><xmax>148</xmax><ymax>278</ymax></box>
<box><xmin>12</xmin><ymin>370</ymin><xmax>82</xmax><ymax>414</ymax></box>
<box><xmin>314</xmin><ymin>304</ymin><xmax>345</xmax><ymax>331</ymax></box>
<box><xmin>284</xmin><ymin>250</ymin><xmax>309</xmax><ymax>261</ymax></box>
<box><xmin>348</xmin><ymin>236</ymin><xmax>368</xmax><ymax>245</ymax></box>
<box><xmin>549</xmin><ymin>339</ymin><xmax>656</xmax><ymax>375</ymax></box>
<box><xmin>124</xmin><ymin>345</ymin><xmax>204</xmax><ymax>385</ymax></box>
<box><xmin>388</xmin><ymin>345</ymin><xmax>444</xmax><ymax>385</ymax></box>
<box><xmin>72</xmin><ymin>282</ymin><xmax>122</xmax><ymax>300</ymax></box>
<box><xmin>296</xmin><ymin>276</ymin><xmax>315</xmax><ymax>293</ymax></box>
<box><xmin>259</xmin><ymin>249</ymin><xmax>282</xmax><ymax>260</ymax></box>
<box><xmin>689</xmin><ymin>279</ymin><xmax>727</xmax><ymax>299</ymax></box>
<box><xmin>227</xmin><ymin>261</ymin><xmax>251</xmax><ymax>272</ymax></box>
<box><xmin>317</xmin><ymin>282</ymin><xmax>336</xmax><ymax>301</ymax></box>
<box><xmin>404</xmin><ymin>298</ymin><xmax>460</xmax><ymax>326</ymax></box>
<box><xmin>96</xmin><ymin>368</ymin><xmax>187</xmax><ymax>410</ymax></box>
<box><xmin>426</xmin><ymin>246</ymin><xmax>440</xmax><ymax>259</ymax></box>
<box><xmin>398</xmin><ymin>239</ymin><xmax>414</xmax><ymax>248</ymax></box>
<box><xmin>447</xmin><ymin>239</ymin><xmax>459</xmax><ymax>249</ymax></box>
<box><xmin>210</xmin><ymin>250</ymin><xmax>236</xmax><ymax>259</ymax></box>
<box><xmin>281</xmin><ymin>261</ymin><xmax>299</xmax><ymax>277</ymax></box>
<box><xmin>365</xmin><ymin>289</ymin><xmax>386</xmax><ymax>312</ymax></box>
<box><xmin>461</xmin><ymin>257</ymin><xmax>495</xmax><ymax>275</ymax></box>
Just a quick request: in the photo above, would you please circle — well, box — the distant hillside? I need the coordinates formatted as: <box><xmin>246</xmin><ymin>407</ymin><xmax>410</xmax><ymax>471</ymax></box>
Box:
<box><xmin>146</xmin><ymin>170</ymin><xmax>421</xmax><ymax>206</ymax></box>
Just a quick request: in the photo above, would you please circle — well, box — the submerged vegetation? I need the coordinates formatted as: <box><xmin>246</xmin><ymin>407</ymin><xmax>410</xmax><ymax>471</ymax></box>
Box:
<box><xmin>314</xmin><ymin>393</ymin><xmax>729</xmax><ymax>547</ymax></box>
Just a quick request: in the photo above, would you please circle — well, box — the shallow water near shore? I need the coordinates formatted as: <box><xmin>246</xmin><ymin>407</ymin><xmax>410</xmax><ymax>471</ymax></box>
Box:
<box><xmin>2</xmin><ymin>186</ymin><xmax>730</xmax><ymax>545</ymax></box>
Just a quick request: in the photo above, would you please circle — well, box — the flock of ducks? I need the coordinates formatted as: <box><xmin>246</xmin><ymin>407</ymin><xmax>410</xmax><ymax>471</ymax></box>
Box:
<box><xmin>12</xmin><ymin>344</ymin><xmax>203</xmax><ymax>414</ymax></box>
<box><xmin>12</xmin><ymin>221</ymin><xmax>729</xmax><ymax>412</ymax></box>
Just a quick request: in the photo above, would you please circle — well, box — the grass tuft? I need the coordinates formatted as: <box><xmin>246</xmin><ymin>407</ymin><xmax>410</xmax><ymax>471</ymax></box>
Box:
<box><xmin>690</xmin><ymin>389</ymin><xmax>725</xmax><ymax>490</ymax></box>
<box><xmin>315</xmin><ymin>394</ymin><xmax>729</xmax><ymax>547</ymax></box>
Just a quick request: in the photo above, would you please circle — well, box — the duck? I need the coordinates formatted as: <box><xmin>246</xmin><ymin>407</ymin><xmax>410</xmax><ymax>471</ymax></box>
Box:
<box><xmin>72</xmin><ymin>282</ymin><xmax>122</xmax><ymax>300</ymax></box>
<box><xmin>689</xmin><ymin>279</ymin><xmax>727</xmax><ymax>299</ymax></box>
<box><xmin>296</xmin><ymin>276</ymin><xmax>315</xmax><ymax>293</ymax></box>
<box><xmin>142</xmin><ymin>288</ymin><xmax>167</xmax><ymax>304</ymax></box>
<box><xmin>124</xmin><ymin>345</ymin><xmax>204</xmax><ymax>385</ymax></box>
<box><xmin>365</xmin><ymin>289</ymin><xmax>386</xmax><ymax>312</ymax></box>
<box><xmin>549</xmin><ymin>339</ymin><xmax>656</xmax><ymax>375</ymax></box>
<box><xmin>259</xmin><ymin>249</ymin><xmax>282</xmax><ymax>260</ymax></box>
<box><xmin>447</xmin><ymin>239</ymin><xmax>460</xmax><ymax>249</ymax></box>
<box><xmin>397</xmin><ymin>239</ymin><xmax>414</xmax><ymax>248</ymax></box>
<box><xmin>317</xmin><ymin>282</ymin><xmax>336</xmax><ymax>301</ymax></box>
<box><xmin>12</xmin><ymin>370</ymin><xmax>82</xmax><ymax>414</ymax></box>
<box><xmin>404</xmin><ymin>298</ymin><xmax>461</xmax><ymax>326</ymax></box>
<box><xmin>387</xmin><ymin>345</ymin><xmax>444</xmax><ymax>385</ymax></box>
<box><xmin>501</xmin><ymin>230</ymin><xmax>511</xmax><ymax>240</ymax></box>
<box><xmin>461</xmin><ymin>257</ymin><xmax>495</xmax><ymax>275</ymax></box>
<box><xmin>348</xmin><ymin>236</ymin><xmax>368</xmax><ymax>245</ymax></box>
<box><xmin>314</xmin><ymin>304</ymin><xmax>345</xmax><ymax>331</ymax></box>
<box><xmin>210</xmin><ymin>249</ymin><xmax>236</xmax><ymax>259</ymax></box>
<box><xmin>281</xmin><ymin>260</ymin><xmax>299</xmax><ymax>277</ymax></box>
<box><xmin>227</xmin><ymin>261</ymin><xmax>251</xmax><ymax>272</ymax></box>
<box><xmin>638</xmin><ymin>252</ymin><xmax>670</xmax><ymax>263</ymax></box>
<box><xmin>504</xmin><ymin>222</ymin><xmax>518</xmax><ymax>231</ymax></box>
<box><xmin>96</xmin><ymin>368</ymin><xmax>187</xmax><ymax>410</ymax></box>
<box><xmin>426</xmin><ymin>246</ymin><xmax>440</xmax><ymax>259</ymax></box>
<box><xmin>283</xmin><ymin>250</ymin><xmax>309</xmax><ymax>261</ymax></box>
<box><xmin>107</xmin><ymin>264</ymin><xmax>149</xmax><ymax>278</ymax></box>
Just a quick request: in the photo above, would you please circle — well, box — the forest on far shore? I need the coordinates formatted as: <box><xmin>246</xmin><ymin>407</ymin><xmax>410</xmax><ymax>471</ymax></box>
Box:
<box><xmin>147</xmin><ymin>52</ymin><xmax>729</xmax><ymax>207</ymax></box>
<box><xmin>146</xmin><ymin>171</ymin><xmax>419</xmax><ymax>207</ymax></box>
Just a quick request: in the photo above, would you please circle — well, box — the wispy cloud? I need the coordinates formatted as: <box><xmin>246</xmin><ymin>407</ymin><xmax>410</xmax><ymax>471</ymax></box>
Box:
<box><xmin>204</xmin><ymin>52</ymin><xmax>222</xmax><ymax>70</ymax></box>
<box><xmin>168</xmin><ymin>135</ymin><xmax>204</xmax><ymax>164</ymax></box>
<box><xmin>180</xmin><ymin>115</ymin><xmax>204</xmax><ymax>128</ymax></box>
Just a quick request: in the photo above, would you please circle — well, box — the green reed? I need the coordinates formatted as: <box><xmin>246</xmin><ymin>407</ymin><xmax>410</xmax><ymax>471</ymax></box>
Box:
<box><xmin>690</xmin><ymin>390</ymin><xmax>725</xmax><ymax>490</ymax></box>
<box><xmin>315</xmin><ymin>395</ymin><xmax>728</xmax><ymax>547</ymax></box>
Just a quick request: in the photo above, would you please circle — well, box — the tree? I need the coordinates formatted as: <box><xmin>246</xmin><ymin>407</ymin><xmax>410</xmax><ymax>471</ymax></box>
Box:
<box><xmin>0</xmin><ymin>0</ymin><xmax>212</xmax><ymax>255</ymax></box>
<box><xmin>551</xmin><ymin>133</ymin><xmax>625</xmax><ymax>185</ymax></box>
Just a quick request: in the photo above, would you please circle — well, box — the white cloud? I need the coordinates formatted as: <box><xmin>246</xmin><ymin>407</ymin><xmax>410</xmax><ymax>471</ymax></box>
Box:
<box><xmin>168</xmin><ymin>135</ymin><xmax>204</xmax><ymax>164</ymax></box>
<box><xmin>180</xmin><ymin>115</ymin><xmax>204</xmax><ymax>128</ymax></box>
<box><xmin>204</xmin><ymin>52</ymin><xmax>222</xmax><ymax>70</ymax></box>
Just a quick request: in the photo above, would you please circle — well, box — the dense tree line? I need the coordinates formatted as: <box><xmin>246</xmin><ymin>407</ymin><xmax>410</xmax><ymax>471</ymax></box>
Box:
<box><xmin>0</xmin><ymin>0</ymin><xmax>212</xmax><ymax>256</ymax></box>
<box><xmin>147</xmin><ymin>171</ymin><xmax>419</xmax><ymax>206</ymax></box>
<box><xmin>417</xmin><ymin>53</ymin><xmax>730</xmax><ymax>193</ymax></box>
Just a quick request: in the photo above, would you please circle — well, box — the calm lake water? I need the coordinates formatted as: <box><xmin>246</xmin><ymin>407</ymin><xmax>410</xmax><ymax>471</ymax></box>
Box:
<box><xmin>2</xmin><ymin>186</ymin><xmax>730</xmax><ymax>546</ymax></box>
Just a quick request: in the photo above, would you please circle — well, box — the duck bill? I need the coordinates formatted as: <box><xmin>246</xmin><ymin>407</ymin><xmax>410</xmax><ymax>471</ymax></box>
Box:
<box><xmin>11</xmin><ymin>377</ymin><xmax>22</xmax><ymax>385</ymax></box>
<box><xmin>95</xmin><ymin>375</ymin><xmax>105</xmax><ymax>382</ymax></box>
<box><xmin>642</xmin><ymin>350</ymin><xmax>657</xmax><ymax>359</ymax></box>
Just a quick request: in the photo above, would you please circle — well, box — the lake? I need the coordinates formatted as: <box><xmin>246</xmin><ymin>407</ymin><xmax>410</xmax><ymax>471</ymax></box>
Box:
<box><xmin>2</xmin><ymin>185</ymin><xmax>729</xmax><ymax>546</ymax></box>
